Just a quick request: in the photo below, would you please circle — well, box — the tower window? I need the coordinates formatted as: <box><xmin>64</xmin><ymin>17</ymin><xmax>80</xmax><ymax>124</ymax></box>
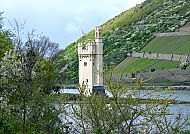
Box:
<box><xmin>99</xmin><ymin>32</ymin><xmax>101</xmax><ymax>37</ymax></box>
<box><xmin>84</xmin><ymin>62</ymin><xmax>87</xmax><ymax>66</ymax></box>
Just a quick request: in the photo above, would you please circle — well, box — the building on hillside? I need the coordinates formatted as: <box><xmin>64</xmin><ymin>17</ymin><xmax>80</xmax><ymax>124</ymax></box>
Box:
<box><xmin>78</xmin><ymin>26</ymin><xmax>104</xmax><ymax>96</ymax></box>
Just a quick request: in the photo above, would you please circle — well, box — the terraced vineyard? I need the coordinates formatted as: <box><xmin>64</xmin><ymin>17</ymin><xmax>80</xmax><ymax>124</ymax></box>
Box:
<box><xmin>114</xmin><ymin>58</ymin><xmax>180</xmax><ymax>74</ymax></box>
<box><xmin>140</xmin><ymin>35</ymin><xmax>190</xmax><ymax>55</ymax></box>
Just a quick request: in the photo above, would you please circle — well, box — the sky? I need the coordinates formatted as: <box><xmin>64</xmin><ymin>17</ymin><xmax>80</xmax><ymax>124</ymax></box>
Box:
<box><xmin>1</xmin><ymin>0</ymin><xmax>145</xmax><ymax>49</ymax></box>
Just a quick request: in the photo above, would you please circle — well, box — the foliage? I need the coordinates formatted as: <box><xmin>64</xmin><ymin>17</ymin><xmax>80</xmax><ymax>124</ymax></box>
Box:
<box><xmin>47</xmin><ymin>94</ymin><xmax>80</xmax><ymax>103</ymax></box>
<box><xmin>54</xmin><ymin>42</ymin><xmax>79</xmax><ymax>83</ymax></box>
<box><xmin>34</xmin><ymin>57</ymin><xmax>58</xmax><ymax>94</ymax></box>
<box><xmin>0</xmin><ymin>13</ymin><xmax>13</xmax><ymax>60</ymax></box>
<box><xmin>0</xmin><ymin>24</ymin><xmax>63</xmax><ymax>133</ymax></box>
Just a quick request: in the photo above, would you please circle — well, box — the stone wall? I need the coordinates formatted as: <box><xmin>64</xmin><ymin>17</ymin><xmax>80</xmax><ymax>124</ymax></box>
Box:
<box><xmin>187</xmin><ymin>56</ymin><xmax>190</xmax><ymax>62</ymax></box>
<box><xmin>178</xmin><ymin>27</ymin><xmax>190</xmax><ymax>32</ymax></box>
<box><xmin>132</xmin><ymin>52</ymin><xmax>144</xmax><ymax>58</ymax></box>
<box><xmin>180</xmin><ymin>55</ymin><xmax>189</xmax><ymax>63</ymax></box>
<box><xmin>143</xmin><ymin>53</ymin><xmax>158</xmax><ymax>59</ymax></box>
<box><xmin>172</xmin><ymin>54</ymin><xmax>181</xmax><ymax>61</ymax></box>
<box><xmin>155</xmin><ymin>32</ymin><xmax>190</xmax><ymax>37</ymax></box>
<box><xmin>130</xmin><ymin>52</ymin><xmax>189</xmax><ymax>63</ymax></box>
<box><xmin>157</xmin><ymin>53</ymin><xmax>172</xmax><ymax>60</ymax></box>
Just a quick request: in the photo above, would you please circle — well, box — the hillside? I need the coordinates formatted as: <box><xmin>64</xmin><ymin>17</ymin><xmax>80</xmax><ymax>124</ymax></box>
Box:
<box><xmin>114</xmin><ymin>58</ymin><xmax>180</xmax><ymax>74</ymax></box>
<box><xmin>55</xmin><ymin>0</ymin><xmax>190</xmax><ymax>83</ymax></box>
<box><xmin>140</xmin><ymin>35</ymin><xmax>190</xmax><ymax>54</ymax></box>
<box><xmin>115</xmin><ymin>29</ymin><xmax>190</xmax><ymax>74</ymax></box>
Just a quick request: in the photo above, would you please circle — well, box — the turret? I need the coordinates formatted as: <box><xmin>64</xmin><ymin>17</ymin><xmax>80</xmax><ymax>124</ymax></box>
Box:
<box><xmin>94</xmin><ymin>26</ymin><xmax>103</xmax><ymax>87</ymax></box>
<box><xmin>95</xmin><ymin>26</ymin><xmax>103</xmax><ymax>55</ymax></box>
<box><xmin>95</xmin><ymin>26</ymin><xmax>102</xmax><ymax>39</ymax></box>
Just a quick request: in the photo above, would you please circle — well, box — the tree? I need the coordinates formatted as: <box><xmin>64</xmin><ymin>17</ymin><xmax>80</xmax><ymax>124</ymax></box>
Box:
<box><xmin>0</xmin><ymin>21</ymin><xmax>62</xmax><ymax>133</ymax></box>
<box><xmin>0</xmin><ymin>12</ymin><xmax>13</xmax><ymax>60</ymax></box>
<box><xmin>34</xmin><ymin>57</ymin><xmax>58</xmax><ymax>94</ymax></box>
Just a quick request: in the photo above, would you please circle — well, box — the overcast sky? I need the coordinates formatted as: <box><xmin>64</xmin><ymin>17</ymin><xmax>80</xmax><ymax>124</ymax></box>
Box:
<box><xmin>1</xmin><ymin>0</ymin><xmax>145</xmax><ymax>49</ymax></box>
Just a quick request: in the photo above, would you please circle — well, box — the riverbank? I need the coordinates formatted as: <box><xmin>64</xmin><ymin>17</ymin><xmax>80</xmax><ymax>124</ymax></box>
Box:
<box><xmin>46</xmin><ymin>93</ymin><xmax>190</xmax><ymax>104</ymax></box>
<box><xmin>140</xmin><ymin>85</ymin><xmax>190</xmax><ymax>90</ymax></box>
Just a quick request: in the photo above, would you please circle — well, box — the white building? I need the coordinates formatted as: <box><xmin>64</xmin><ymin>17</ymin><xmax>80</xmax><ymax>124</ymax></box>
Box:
<box><xmin>78</xmin><ymin>26</ymin><xmax>104</xmax><ymax>95</ymax></box>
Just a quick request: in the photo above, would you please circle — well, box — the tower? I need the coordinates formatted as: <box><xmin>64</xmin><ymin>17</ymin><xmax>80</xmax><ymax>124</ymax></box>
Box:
<box><xmin>78</xmin><ymin>26</ymin><xmax>104</xmax><ymax>95</ymax></box>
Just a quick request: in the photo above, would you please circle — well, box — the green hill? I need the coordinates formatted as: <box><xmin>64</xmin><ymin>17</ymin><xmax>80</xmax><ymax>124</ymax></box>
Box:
<box><xmin>140</xmin><ymin>35</ymin><xmax>190</xmax><ymax>54</ymax></box>
<box><xmin>55</xmin><ymin>0</ymin><xmax>190</xmax><ymax>83</ymax></box>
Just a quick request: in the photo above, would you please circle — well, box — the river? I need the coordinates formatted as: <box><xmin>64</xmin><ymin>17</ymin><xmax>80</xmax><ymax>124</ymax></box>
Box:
<box><xmin>59</xmin><ymin>88</ymin><xmax>190</xmax><ymax>114</ymax></box>
<box><xmin>58</xmin><ymin>88</ymin><xmax>190</xmax><ymax>132</ymax></box>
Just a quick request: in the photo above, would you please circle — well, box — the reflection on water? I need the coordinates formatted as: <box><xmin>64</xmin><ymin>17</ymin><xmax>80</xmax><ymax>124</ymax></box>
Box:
<box><xmin>169</xmin><ymin>104</ymin><xmax>190</xmax><ymax>115</ymax></box>
<box><xmin>173</xmin><ymin>90</ymin><xmax>190</xmax><ymax>102</ymax></box>
<box><xmin>60</xmin><ymin>89</ymin><xmax>80</xmax><ymax>94</ymax></box>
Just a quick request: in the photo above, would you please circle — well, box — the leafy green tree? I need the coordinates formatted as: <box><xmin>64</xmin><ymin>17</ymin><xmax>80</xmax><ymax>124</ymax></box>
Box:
<box><xmin>34</xmin><ymin>57</ymin><xmax>57</xmax><ymax>94</ymax></box>
<box><xmin>0</xmin><ymin>12</ymin><xmax>13</xmax><ymax>60</ymax></box>
<box><xmin>0</xmin><ymin>21</ymin><xmax>62</xmax><ymax>133</ymax></box>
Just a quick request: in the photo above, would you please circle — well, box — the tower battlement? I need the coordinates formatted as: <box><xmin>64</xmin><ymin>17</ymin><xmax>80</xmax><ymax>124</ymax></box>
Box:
<box><xmin>78</xmin><ymin>41</ymin><xmax>96</xmax><ymax>55</ymax></box>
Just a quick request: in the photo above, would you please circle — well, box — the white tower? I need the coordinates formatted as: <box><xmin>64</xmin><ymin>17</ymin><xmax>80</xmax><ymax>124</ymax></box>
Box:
<box><xmin>78</xmin><ymin>26</ymin><xmax>104</xmax><ymax>95</ymax></box>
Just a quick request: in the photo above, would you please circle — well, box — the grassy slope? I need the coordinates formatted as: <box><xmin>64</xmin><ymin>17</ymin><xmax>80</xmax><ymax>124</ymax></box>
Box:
<box><xmin>114</xmin><ymin>58</ymin><xmax>180</xmax><ymax>74</ymax></box>
<box><xmin>140</xmin><ymin>35</ymin><xmax>190</xmax><ymax>54</ymax></box>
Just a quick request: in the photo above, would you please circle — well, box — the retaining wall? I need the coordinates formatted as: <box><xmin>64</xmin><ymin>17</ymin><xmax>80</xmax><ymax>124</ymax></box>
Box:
<box><xmin>172</xmin><ymin>54</ymin><xmax>181</xmax><ymax>61</ymax></box>
<box><xmin>143</xmin><ymin>53</ymin><xmax>158</xmax><ymax>59</ymax></box>
<box><xmin>132</xmin><ymin>52</ymin><xmax>144</xmax><ymax>58</ymax></box>
<box><xmin>130</xmin><ymin>52</ymin><xmax>189</xmax><ymax>63</ymax></box>
<box><xmin>180</xmin><ymin>55</ymin><xmax>189</xmax><ymax>62</ymax></box>
<box><xmin>157</xmin><ymin>53</ymin><xmax>172</xmax><ymax>60</ymax></box>
<box><xmin>155</xmin><ymin>32</ymin><xmax>190</xmax><ymax>37</ymax></box>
